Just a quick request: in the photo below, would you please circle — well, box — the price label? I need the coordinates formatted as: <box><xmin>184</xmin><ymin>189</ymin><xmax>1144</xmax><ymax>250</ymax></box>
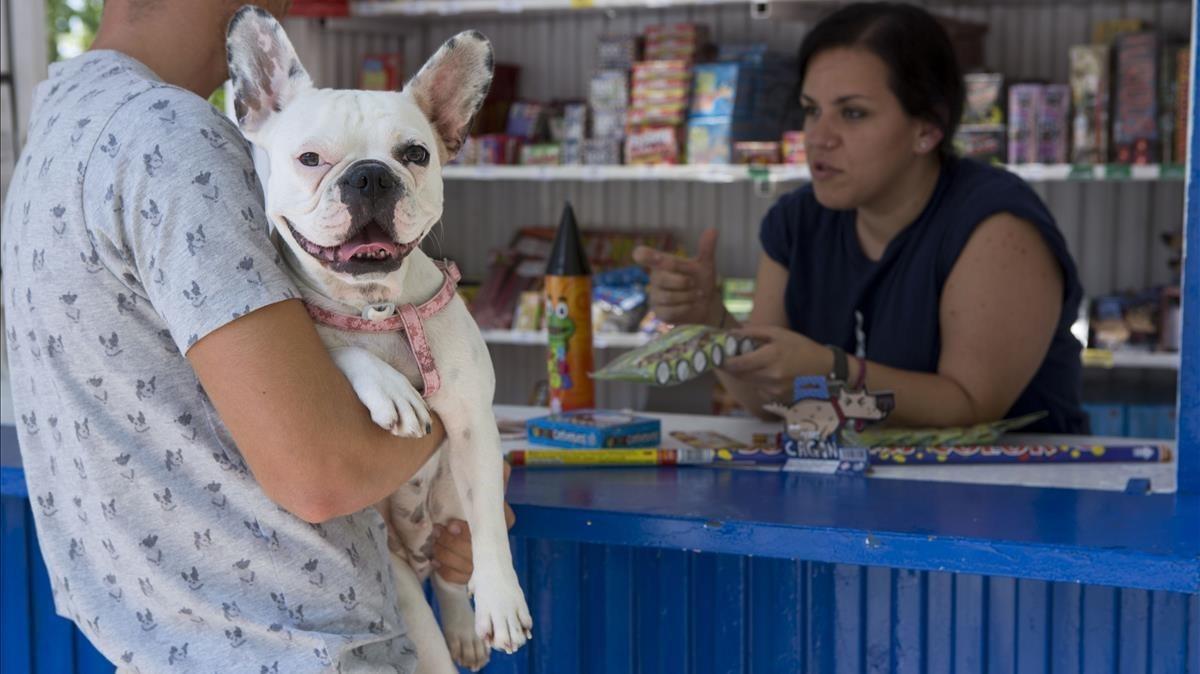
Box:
<box><xmin>1082</xmin><ymin>349</ymin><xmax>1115</xmax><ymax>369</ymax></box>
<box><xmin>1068</xmin><ymin>163</ymin><xmax>1096</xmax><ymax>180</ymax></box>
<box><xmin>1104</xmin><ymin>164</ymin><xmax>1133</xmax><ymax>180</ymax></box>
<box><xmin>570</xmin><ymin>0</ymin><xmax>594</xmax><ymax>7</ymax></box>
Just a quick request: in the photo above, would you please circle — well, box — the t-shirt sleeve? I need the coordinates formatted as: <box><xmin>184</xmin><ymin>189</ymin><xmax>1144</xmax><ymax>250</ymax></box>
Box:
<box><xmin>758</xmin><ymin>189</ymin><xmax>803</xmax><ymax>267</ymax></box>
<box><xmin>82</xmin><ymin>90</ymin><xmax>298</xmax><ymax>354</ymax></box>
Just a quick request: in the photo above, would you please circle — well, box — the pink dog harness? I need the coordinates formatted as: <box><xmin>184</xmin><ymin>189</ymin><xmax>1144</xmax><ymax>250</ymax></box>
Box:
<box><xmin>303</xmin><ymin>260</ymin><xmax>461</xmax><ymax>398</ymax></box>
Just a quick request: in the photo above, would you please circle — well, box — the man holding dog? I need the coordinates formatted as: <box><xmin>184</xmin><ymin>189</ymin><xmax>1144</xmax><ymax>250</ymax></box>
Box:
<box><xmin>0</xmin><ymin>1</ymin><xmax>504</xmax><ymax>670</ymax></box>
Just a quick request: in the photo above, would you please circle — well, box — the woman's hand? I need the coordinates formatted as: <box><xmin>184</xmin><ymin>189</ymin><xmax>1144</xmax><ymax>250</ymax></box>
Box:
<box><xmin>721</xmin><ymin>325</ymin><xmax>834</xmax><ymax>402</ymax></box>
<box><xmin>432</xmin><ymin>462</ymin><xmax>516</xmax><ymax>585</ymax></box>
<box><xmin>632</xmin><ymin>228</ymin><xmax>724</xmax><ymax>326</ymax></box>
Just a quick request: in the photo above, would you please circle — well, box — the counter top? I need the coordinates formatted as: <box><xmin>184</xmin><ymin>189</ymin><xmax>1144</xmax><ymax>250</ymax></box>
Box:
<box><xmin>3</xmin><ymin>409</ymin><xmax>1196</xmax><ymax>593</ymax></box>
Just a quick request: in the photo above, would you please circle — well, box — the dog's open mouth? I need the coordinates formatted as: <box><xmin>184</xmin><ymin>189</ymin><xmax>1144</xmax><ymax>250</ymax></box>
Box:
<box><xmin>286</xmin><ymin>218</ymin><xmax>417</xmax><ymax>273</ymax></box>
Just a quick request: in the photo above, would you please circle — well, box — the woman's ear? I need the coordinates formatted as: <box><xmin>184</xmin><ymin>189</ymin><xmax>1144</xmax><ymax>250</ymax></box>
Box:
<box><xmin>914</xmin><ymin>123</ymin><xmax>945</xmax><ymax>155</ymax></box>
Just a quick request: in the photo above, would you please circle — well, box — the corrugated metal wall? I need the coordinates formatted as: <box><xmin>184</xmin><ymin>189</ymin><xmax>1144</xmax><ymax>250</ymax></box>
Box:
<box><xmin>280</xmin><ymin>1</ymin><xmax>1190</xmax><ymax>407</ymax></box>
<box><xmin>5</xmin><ymin>494</ymin><xmax>1198</xmax><ymax>673</ymax></box>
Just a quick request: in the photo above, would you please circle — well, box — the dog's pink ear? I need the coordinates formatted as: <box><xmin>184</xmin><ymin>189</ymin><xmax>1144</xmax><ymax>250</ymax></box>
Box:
<box><xmin>405</xmin><ymin>31</ymin><xmax>494</xmax><ymax>161</ymax></box>
<box><xmin>226</xmin><ymin>6</ymin><xmax>312</xmax><ymax>137</ymax></box>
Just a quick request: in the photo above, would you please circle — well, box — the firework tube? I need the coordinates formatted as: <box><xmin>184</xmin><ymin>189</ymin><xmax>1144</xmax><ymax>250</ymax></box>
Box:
<box><xmin>509</xmin><ymin>448</ymin><xmax>715</xmax><ymax>467</ymax></box>
<box><xmin>868</xmin><ymin>443</ymin><xmax>1171</xmax><ymax>465</ymax></box>
<box><xmin>544</xmin><ymin>201</ymin><xmax>595</xmax><ymax>412</ymax></box>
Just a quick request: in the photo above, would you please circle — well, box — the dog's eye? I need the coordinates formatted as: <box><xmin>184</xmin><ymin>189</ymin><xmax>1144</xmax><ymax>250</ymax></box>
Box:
<box><xmin>402</xmin><ymin>146</ymin><xmax>429</xmax><ymax>166</ymax></box>
<box><xmin>298</xmin><ymin>152</ymin><xmax>321</xmax><ymax>167</ymax></box>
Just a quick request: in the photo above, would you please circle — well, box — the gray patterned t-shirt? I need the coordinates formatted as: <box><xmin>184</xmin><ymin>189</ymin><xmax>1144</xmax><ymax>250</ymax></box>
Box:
<box><xmin>1</xmin><ymin>50</ymin><xmax>416</xmax><ymax>673</ymax></box>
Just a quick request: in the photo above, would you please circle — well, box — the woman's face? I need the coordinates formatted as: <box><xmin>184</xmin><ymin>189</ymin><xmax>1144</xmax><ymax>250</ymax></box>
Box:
<box><xmin>801</xmin><ymin>47</ymin><xmax>940</xmax><ymax>211</ymax></box>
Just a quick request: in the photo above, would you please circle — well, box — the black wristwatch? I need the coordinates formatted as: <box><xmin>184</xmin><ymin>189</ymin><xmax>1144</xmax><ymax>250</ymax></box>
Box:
<box><xmin>827</xmin><ymin>345</ymin><xmax>849</xmax><ymax>383</ymax></box>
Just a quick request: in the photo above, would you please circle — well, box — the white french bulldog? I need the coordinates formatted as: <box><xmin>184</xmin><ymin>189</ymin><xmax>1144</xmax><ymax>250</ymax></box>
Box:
<box><xmin>226</xmin><ymin>7</ymin><xmax>530</xmax><ymax>672</ymax></box>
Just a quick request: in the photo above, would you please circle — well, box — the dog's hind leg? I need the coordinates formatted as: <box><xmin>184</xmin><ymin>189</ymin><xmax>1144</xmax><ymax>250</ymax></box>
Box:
<box><xmin>390</xmin><ymin>552</ymin><xmax>456</xmax><ymax>674</ymax></box>
<box><xmin>434</xmin><ymin>572</ymin><xmax>490</xmax><ymax>671</ymax></box>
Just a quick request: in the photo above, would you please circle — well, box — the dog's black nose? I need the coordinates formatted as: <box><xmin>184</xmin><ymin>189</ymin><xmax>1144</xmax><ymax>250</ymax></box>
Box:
<box><xmin>341</xmin><ymin>161</ymin><xmax>397</xmax><ymax>201</ymax></box>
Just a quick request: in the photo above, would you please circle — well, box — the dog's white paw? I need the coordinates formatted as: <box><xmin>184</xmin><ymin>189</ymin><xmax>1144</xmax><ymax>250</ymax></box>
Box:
<box><xmin>331</xmin><ymin>347</ymin><xmax>431</xmax><ymax>437</ymax></box>
<box><xmin>470</xmin><ymin>570</ymin><xmax>532</xmax><ymax>654</ymax></box>
<box><xmin>442</xmin><ymin>601</ymin><xmax>490</xmax><ymax>671</ymax></box>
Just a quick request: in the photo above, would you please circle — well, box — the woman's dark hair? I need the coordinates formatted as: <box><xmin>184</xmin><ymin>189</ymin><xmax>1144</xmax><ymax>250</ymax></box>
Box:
<box><xmin>796</xmin><ymin>2</ymin><xmax>965</xmax><ymax>159</ymax></box>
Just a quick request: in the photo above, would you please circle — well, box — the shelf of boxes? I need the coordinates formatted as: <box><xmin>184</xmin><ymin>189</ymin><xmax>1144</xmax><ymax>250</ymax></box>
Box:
<box><xmin>482</xmin><ymin>331</ymin><xmax>1182</xmax><ymax>370</ymax></box>
<box><xmin>444</xmin><ymin>163</ymin><xmax>1186</xmax><ymax>183</ymax></box>
<box><xmin>351</xmin><ymin>0</ymin><xmax>745</xmax><ymax>17</ymax></box>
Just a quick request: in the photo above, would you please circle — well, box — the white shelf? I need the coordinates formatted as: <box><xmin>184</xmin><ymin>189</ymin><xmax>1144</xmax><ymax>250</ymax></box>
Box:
<box><xmin>482</xmin><ymin>329</ymin><xmax>650</xmax><ymax>349</ymax></box>
<box><xmin>481</xmin><ymin>331</ymin><xmax>1183</xmax><ymax>370</ymax></box>
<box><xmin>444</xmin><ymin>163</ymin><xmax>807</xmax><ymax>183</ymax></box>
<box><xmin>442</xmin><ymin>163</ymin><xmax>1185</xmax><ymax>183</ymax></box>
<box><xmin>1083</xmin><ymin>349</ymin><xmax>1182</xmax><ymax>371</ymax></box>
<box><xmin>352</xmin><ymin>0</ymin><xmax>743</xmax><ymax>16</ymax></box>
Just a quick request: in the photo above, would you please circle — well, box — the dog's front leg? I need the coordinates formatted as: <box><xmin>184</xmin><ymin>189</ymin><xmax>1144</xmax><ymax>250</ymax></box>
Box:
<box><xmin>432</xmin><ymin>396</ymin><xmax>531</xmax><ymax>653</ymax></box>
<box><xmin>330</xmin><ymin>346</ymin><xmax>432</xmax><ymax>438</ymax></box>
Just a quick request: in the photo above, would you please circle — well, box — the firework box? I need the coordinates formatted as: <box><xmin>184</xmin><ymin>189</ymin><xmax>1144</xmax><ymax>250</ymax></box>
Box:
<box><xmin>691</xmin><ymin>63</ymin><xmax>740</xmax><ymax>117</ymax></box>
<box><xmin>963</xmin><ymin>73</ymin><xmax>1005</xmax><ymax>125</ymax></box>
<box><xmin>526</xmin><ymin>410</ymin><xmax>662</xmax><ymax>449</ymax></box>
<box><xmin>1038</xmin><ymin>84</ymin><xmax>1071</xmax><ymax>163</ymax></box>
<box><xmin>955</xmin><ymin>126</ymin><xmax>1006</xmax><ymax>164</ymax></box>
<box><xmin>686</xmin><ymin>117</ymin><xmax>732</xmax><ymax>164</ymax></box>
<box><xmin>360</xmin><ymin>53</ymin><xmax>403</xmax><ymax>91</ymax></box>
<box><xmin>1069</xmin><ymin>45</ymin><xmax>1111</xmax><ymax>164</ymax></box>
<box><xmin>1114</xmin><ymin>31</ymin><xmax>1159</xmax><ymax>164</ymax></box>
<box><xmin>1007</xmin><ymin>84</ymin><xmax>1042</xmax><ymax>164</ymax></box>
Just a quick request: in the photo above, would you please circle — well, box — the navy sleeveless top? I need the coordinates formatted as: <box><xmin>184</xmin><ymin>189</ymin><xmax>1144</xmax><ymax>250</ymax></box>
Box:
<box><xmin>759</xmin><ymin>157</ymin><xmax>1089</xmax><ymax>434</ymax></box>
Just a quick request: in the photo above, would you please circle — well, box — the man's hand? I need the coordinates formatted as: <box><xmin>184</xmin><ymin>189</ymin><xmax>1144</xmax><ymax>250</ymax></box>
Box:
<box><xmin>432</xmin><ymin>462</ymin><xmax>516</xmax><ymax>585</ymax></box>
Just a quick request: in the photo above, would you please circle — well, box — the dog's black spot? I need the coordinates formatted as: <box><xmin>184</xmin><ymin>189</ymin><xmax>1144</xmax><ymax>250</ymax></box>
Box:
<box><xmin>465</xmin><ymin>488</ymin><xmax>474</xmax><ymax>504</ymax></box>
<box><xmin>409</xmin><ymin>505</ymin><xmax>424</xmax><ymax>524</ymax></box>
<box><xmin>410</xmin><ymin>478</ymin><xmax>423</xmax><ymax>490</ymax></box>
<box><xmin>484</xmin><ymin>50</ymin><xmax>495</xmax><ymax>73</ymax></box>
<box><xmin>271</xmin><ymin>101</ymin><xmax>282</xmax><ymax>113</ymax></box>
<box><xmin>461</xmin><ymin>428</ymin><xmax>471</xmax><ymax>443</ymax></box>
<box><xmin>446</xmin><ymin>37</ymin><xmax>458</xmax><ymax>50</ymax></box>
<box><xmin>288</xmin><ymin>61</ymin><xmax>301</xmax><ymax>79</ymax></box>
<box><xmin>468</xmin><ymin>30</ymin><xmax>486</xmax><ymax>42</ymax></box>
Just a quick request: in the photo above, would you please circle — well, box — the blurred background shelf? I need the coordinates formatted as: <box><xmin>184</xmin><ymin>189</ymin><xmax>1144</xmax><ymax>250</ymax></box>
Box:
<box><xmin>442</xmin><ymin>163</ymin><xmax>1185</xmax><ymax>182</ymax></box>
<box><xmin>351</xmin><ymin>0</ymin><xmax>748</xmax><ymax>17</ymax></box>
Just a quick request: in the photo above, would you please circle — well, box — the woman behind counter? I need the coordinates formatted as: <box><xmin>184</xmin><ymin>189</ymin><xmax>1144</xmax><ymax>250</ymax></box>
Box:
<box><xmin>634</xmin><ymin>2</ymin><xmax>1089</xmax><ymax>434</ymax></box>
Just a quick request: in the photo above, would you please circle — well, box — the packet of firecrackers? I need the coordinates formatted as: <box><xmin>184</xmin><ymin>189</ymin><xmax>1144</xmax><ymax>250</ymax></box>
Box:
<box><xmin>841</xmin><ymin>411</ymin><xmax>1047</xmax><ymax>448</ymax></box>
<box><xmin>671</xmin><ymin>430</ymin><xmax>786</xmax><ymax>464</ymax></box>
<box><xmin>592</xmin><ymin>324</ymin><xmax>755</xmax><ymax>385</ymax></box>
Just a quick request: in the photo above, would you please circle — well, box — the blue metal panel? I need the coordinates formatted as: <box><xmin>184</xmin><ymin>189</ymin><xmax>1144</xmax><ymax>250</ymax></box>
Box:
<box><xmin>507</xmin><ymin>468</ymin><xmax>1200</xmax><ymax>593</ymax></box>
<box><xmin>529</xmin><ymin>539</ymin><xmax>579</xmax><ymax>673</ymax></box>
<box><xmin>1015</xmin><ymin>580</ymin><xmax>1050</xmax><ymax>674</ymax></box>
<box><xmin>1150</xmin><ymin>591</ymin><xmax>1190</xmax><ymax>674</ymax></box>
<box><xmin>805</xmin><ymin>562</ymin><xmax>836</xmax><ymax>673</ymax></box>
<box><xmin>2</xmin><ymin>497</ymin><xmax>33</xmax><ymax>674</ymax></box>
<box><xmin>864</xmin><ymin>566</ymin><xmax>890</xmax><ymax>673</ymax></box>
<box><xmin>954</xmin><ymin>574</ymin><xmax>985</xmax><ymax>674</ymax></box>
<box><xmin>924</xmin><ymin>572</ymin><xmax>953</xmax><ymax>674</ymax></box>
<box><xmin>1082</xmin><ymin>585</ymin><xmax>1118</xmax><ymax>673</ymax></box>
<box><xmin>1181</xmin><ymin>0</ymin><xmax>1200</xmax><ymax>494</ymax></box>
<box><xmin>832</xmin><ymin>564</ymin><xmax>863</xmax><ymax>674</ymax></box>
<box><xmin>1119</xmin><ymin>588</ymin><xmax>1151</xmax><ymax>674</ymax></box>
<box><xmin>748</xmin><ymin>558</ymin><xmax>802</xmax><ymax>674</ymax></box>
<box><xmin>1050</xmin><ymin>582</ymin><xmax>1083</xmax><ymax>674</ymax></box>
<box><xmin>987</xmin><ymin>577</ymin><xmax>1017</xmax><ymax>674</ymax></box>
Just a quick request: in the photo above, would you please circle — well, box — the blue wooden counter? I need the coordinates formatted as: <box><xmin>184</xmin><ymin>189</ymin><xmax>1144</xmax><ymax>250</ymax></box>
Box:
<box><xmin>4</xmin><ymin>420</ymin><xmax>1199</xmax><ymax>673</ymax></box>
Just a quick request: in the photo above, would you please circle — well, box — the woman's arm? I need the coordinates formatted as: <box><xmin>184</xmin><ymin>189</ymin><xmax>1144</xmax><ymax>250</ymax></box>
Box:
<box><xmin>720</xmin><ymin>213</ymin><xmax>1063</xmax><ymax>427</ymax></box>
<box><xmin>850</xmin><ymin>212</ymin><xmax>1063</xmax><ymax>426</ymax></box>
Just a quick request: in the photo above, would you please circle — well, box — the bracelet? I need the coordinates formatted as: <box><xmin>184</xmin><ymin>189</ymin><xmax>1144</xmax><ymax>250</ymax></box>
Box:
<box><xmin>853</xmin><ymin>355</ymin><xmax>867</xmax><ymax>390</ymax></box>
<box><xmin>827</xmin><ymin>345</ymin><xmax>849</xmax><ymax>383</ymax></box>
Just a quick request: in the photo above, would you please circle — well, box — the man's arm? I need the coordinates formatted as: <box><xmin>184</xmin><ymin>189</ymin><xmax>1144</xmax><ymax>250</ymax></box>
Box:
<box><xmin>188</xmin><ymin>298</ymin><xmax>445</xmax><ymax>523</ymax></box>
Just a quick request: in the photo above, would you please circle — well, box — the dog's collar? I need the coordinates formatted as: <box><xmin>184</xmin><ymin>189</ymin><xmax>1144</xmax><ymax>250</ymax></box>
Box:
<box><xmin>303</xmin><ymin>260</ymin><xmax>462</xmax><ymax>398</ymax></box>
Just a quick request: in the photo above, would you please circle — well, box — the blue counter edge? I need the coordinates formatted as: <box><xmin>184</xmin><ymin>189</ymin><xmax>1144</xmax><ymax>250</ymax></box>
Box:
<box><xmin>508</xmin><ymin>504</ymin><xmax>1199</xmax><ymax>594</ymax></box>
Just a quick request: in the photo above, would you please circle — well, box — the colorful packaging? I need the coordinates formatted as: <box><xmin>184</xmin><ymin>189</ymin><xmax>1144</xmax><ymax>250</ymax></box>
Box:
<box><xmin>1114</xmin><ymin>32</ymin><xmax>1159</xmax><ymax>164</ymax></box>
<box><xmin>781</xmin><ymin>131</ymin><xmax>807</xmax><ymax>164</ymax></box>
<box><xmin>1070</xmin><ymin>45</ymin><xmax>1110</xmax><ymax>164</ymax></box>
<box><xmin>1038</xmin><ymin>84</ymin><xmax>1071</xmax><ymax>163</ymax></box>
<box><xmin>1007</xmin><ymin>84</ymin><xmax>1042</xmax><ymax>164</ymax></box>
<box><xmin>625</xmin><ymin>127</ymin><xmax>683</xmax><ymax>165</ymax></box>
<box><xmin>686</xmin><ymin>118</ymin><xmax>732</xmax><ymax>164</ymax></box>
<box><xmin>520</xmin><ymin>143</ymin><xmax>562</xmax><ymax>166</ymax></box>
<box><xmin>592</xmin><ymin>324</ymin><xmax>754</xmax><ymax>386</ymax></box>
<box><xmin>583</xmin><ymin>138</ymin><xmax>622</xmax><ymax>165</ymax></box>
<box><xmin>360</xmin><ymin>53</ymin><xmax>404</xmax><ymax>91</ymax></box>
<box><xmin>506</xmin><ymin>102</ymin><xmax>547</xmax><ymax>141</ymax></box>
<box><xmin>954</xmin><ymin>127</ymin><xmax>1006</xmax><ymax>164</ymax></box>
<box><xmin>962</xmin><ymin>73</ymin><xmax>1004</xmax><ymax>125</ymax></box>
<box><xmin>589</xmin><ymin>70</ymin><xmax>630</xmax><ymax>110</ymax></box>
<box><xmin>475</xmin><ymin>134</ymin><xmax>520</xmax><ymax>165</ymax></box>
<box><xmin>512</xmin><ymin>290</ymin><xmax>544</xmax><ymax>332</ymax></box>
<box><xmin>732</xmin><ymin>141</ymin><xmax>780</xmax><ymax>165</ymax></box>
<box><xmin>544</xmin><ymin>203</ymin><xmax>594</xmax><ymax>412</ymax></box>
<box><xmin>691</xmin><ymin>63</ymin><xmax>740</xmax><ymax>117</ymax></box>
<box><xmin>670</xmin><ymin>430</ymin><xmax>787</xmax><ymax>465</ymax></box>
<box><xmin>526</xmin><ymin>410</ymin><xmax>661</xmax><ymax>448</ymax></box>
<box><xmin>596</xmin><ymin>35</ymin><xmax>641</xmax><ymax>70</ymax></box>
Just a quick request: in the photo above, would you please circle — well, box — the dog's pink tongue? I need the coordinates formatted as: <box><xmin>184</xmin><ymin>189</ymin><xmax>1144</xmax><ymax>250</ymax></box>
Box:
<box><xmin>337</xmin><ymin>223</ymin><xmax>399</xmax><ymax>261</ymax></box>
